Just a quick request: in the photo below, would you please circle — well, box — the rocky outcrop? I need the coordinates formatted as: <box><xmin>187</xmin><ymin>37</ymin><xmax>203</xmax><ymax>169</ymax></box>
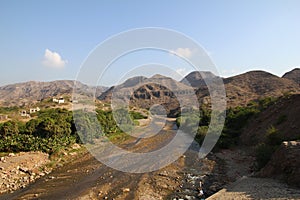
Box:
<box><xmin>129</xmin><ymin>83</ymin><xmax>180</xmax><ymax>117</ymax></box>
<box><xmin>258</xmin><ymin>141</ymin><xmax>300</xmax><ymax>187</ymax></box>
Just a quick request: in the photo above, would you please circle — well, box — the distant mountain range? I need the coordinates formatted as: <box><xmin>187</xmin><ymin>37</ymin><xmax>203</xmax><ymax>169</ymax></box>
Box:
<box><xmin>0</xmin><ymin>80</ymin><xmax>107</xmax><ymax>106</ymax></box>
<box><xmin>0</xmin><ymin>69</ymin><xmax>299</xmax><ymax>109</ymax></box>
<box><xmin>99</xmin><ymin>69</ymin><xmax>300</xmax><ymax>110</ymax></box>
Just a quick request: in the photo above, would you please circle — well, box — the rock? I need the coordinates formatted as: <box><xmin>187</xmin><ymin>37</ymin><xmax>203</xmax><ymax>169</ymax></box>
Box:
<box><xmin>39</xmin><ymin>172</ymin><xmax>45</xmax><ymax>176</ymax></box>
<box><xmin>184</xmin><ymin>195</ymin><xmax>193</xmax><ymax>200</ymax></box>
<box><xmin>259</xmin><ymin>140</ymin><xmax>300</xmax><ymax>187</ymax></box>
<box><xmin>158</xmin><ymin>171</ymin><xmax>168</xmax><ymax>177</ymax></box>
<box><xmin>8</xmin><ymin>153</ymin><xmax>15</xmax><ymax>157</ymax></box>
<box><xmin>69</xmin><ymin>152</ymin><xmax>77</xmax><ymax>156</ymax></box>
<box><xmin>123</xmin><ymin>188</ymin><xmax>130</xmax><ymax>192</ymax></box>
<box><xmin>72</xmin><ymin>143</ymin><xmax>81</xmax><ymax>149</ymax></box>
<box><xmin>0</xmin><ymin>157</ymin><xmax>5</xmax><ymax>161</ymax></box>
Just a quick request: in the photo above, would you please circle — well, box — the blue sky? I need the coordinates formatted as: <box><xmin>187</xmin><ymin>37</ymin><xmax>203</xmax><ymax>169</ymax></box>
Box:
<box><xmin>0</xmin><ymin>0</ymin><xmax>300</xmax><ymax>86</ymax></box>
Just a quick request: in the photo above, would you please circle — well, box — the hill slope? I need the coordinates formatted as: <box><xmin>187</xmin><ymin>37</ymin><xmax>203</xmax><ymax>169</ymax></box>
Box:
<box><xmin>180</xmin><ymin>71</ymin><xmax>220</xmax><ymax>88</ymax></box>
<box><xmin>197</xmin><ymin>70</ymin><xmax>300</xmax><ymax>107</ymax></box>
<box><xmin>241</xmin><ymin>94</ymin><xmax>300</xmax><ymax>145</ymax></box>
<box><xmin>0</xmin><ymin>80</ymin><xmax>106</xmax><ymax>106</ymax></box>
<box><xmin>282</xmin><ymin>68</ymin><xmax>300</xmax><ymax>84</ymax></box>
<box><xmin>98</xmin><ymin>74</ymin><xmax>196</xmax><ymax>116</ymax></box>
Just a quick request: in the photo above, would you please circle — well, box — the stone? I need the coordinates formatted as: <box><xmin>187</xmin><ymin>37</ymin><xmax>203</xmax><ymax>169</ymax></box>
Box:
<box><xmin>39</xmin><ymin>172</ymin><xmax>45</xmax><ymax>176</ymax></box>
<box><xmin>259</xmin><ymin>140</ymin><xmax>300</xmax><ymax>187</ymax></box>
<box><xmin>123</xmin><ymin>188</ymin><xmax>130</xmax><ymax>192</ymax></box>
<box><xmin>72</xmin><ymin>143</ymin><xmax>81</xmax><ymax>149</ymax></box>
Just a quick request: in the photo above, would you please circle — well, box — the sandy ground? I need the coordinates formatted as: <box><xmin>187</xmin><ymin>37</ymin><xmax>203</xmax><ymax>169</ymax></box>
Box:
<box><xmin>207</xmin><ymin>177</ymin><xmax>300</xmax><ymax>200</ymax></box>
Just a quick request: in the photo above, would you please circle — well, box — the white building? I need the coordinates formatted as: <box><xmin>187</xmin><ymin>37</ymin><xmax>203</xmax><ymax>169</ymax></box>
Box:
<box><xmin>20</xmin><ymin>110</ymin><xmax>30</xmax><ymax>118</ymax></box>
<box><xmin>29</xmin><ymin>107</ymin><xmax>40</xmax><ymax>114</ymax></box>
<box><xmin>53</xmin><ymin>97</ymin><xmax>65</xmax><ymax>104</ymax></box>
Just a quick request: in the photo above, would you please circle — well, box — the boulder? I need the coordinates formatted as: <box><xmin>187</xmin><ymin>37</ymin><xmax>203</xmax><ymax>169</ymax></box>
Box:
<box><xmin>259</xmin><ymin>141</ymin><xmax>300</xmax><ymax>187</ymax></box>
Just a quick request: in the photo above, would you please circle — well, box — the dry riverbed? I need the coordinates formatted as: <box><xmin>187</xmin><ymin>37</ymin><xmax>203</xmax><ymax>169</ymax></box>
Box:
<box><xmin>0</xmin><ymin>143</ymin><xmax>82</xmax><ymax>195</ymax></box>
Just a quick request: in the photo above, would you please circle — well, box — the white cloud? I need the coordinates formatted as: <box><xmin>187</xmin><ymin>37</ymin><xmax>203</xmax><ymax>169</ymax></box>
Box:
<box><xmin>170</xmin><ymin>48</ymin><xmax>193</xmax><ymax>59</ymax></box>
<box><xmin>42</xmin><ymin>49</ymin><xmax>67</xmax><ymax>68</ymax></box>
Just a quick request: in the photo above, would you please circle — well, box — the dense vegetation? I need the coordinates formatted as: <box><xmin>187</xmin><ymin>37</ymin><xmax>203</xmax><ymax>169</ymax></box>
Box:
<box><xmin>176</xmin><ymin>97</ymin><xmax>280</xmax><ymax>169</ymax></box>
<box><xmin>0</xmin><ymin>95</ymin><xmax>293</xmax><ymax>171</ymax></box>
<box><xmin>0</xmin><ymin>109</ymin><xmax>77</xmax><ymax>154</ymax></box>
<box><xmin>0</xmin><ymin>108</ymin><xmax>147</xmax><ymax>154</ymax></box>
<box><xmin>176</xmin><ymin>104</ymin><xmax>260</xmax><ymax>148</ymax></box>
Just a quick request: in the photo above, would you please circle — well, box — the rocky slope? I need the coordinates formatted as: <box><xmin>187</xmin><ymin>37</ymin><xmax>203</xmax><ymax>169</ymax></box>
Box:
<box><xmin>100</xmin><ymin>69</ymin><xmax>300</xmax><ymax>111</ymax></box>
<box><xmin>258</xmin><ymin>141</ymin><xmax>300</xmax><ymax>187</ymax></box>
<box><xmin>196</xmin><ymin>70</ymin><xmax>300</xmax><ymax>108</ymax></box>
<box><xmin>241</xmin><ymin>94</ymin><xmax>300</xmax><ymax>146</ymax></box>
<box><xmin>283</xmin><ymin>68</ymin><xmax>300</xmax><ymax>84</ymax></box>
<box><xmin>0</xmin><ymin>80</ymin><xmax>106</xmax><ymax>107</ymax></box>
<box><xmin>98</xmin><ymin>74</ymin><xmax>195</xmax><ymax>117</ymax></box>
<box><xmin>180</xmin><ymin>71</ymin><xmax>220</xmax><ymax>88</ymax></box>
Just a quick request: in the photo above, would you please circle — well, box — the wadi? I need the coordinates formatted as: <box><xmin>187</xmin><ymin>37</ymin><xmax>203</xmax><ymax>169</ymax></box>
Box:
<box><xmin>0</xmin><ymin>69</ymin><xmax>299</xmax><ymax>199</ymax></box>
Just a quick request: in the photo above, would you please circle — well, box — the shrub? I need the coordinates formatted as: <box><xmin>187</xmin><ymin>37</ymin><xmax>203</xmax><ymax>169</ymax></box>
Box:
<box><xmin>255</xmin><ymin>143</ymin><xmax>276</xmax><ymax>170</ymax></box>
<box><xmin>266</xmin><ymin>125</ymin><xmax>283</xmax><ymax>146</ymax></box>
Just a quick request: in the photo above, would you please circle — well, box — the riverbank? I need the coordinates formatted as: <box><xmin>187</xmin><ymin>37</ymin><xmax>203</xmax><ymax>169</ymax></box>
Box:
<box><xmin>207</xmin><ymin>176</ymin><xmax>300</xmax><ymax>200</ymax></box>
<box><xmin>0</xmin><ymin>143</ymin><xmax>83</xmax><ymax>195</ymax></box>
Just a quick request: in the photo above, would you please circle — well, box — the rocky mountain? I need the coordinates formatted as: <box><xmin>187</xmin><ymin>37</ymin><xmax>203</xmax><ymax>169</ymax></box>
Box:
<box><xmin>2</xmin><ymin>69</ymin><xmax>300</xmax><ymax>109</ymax></box>
<box><xmin>196</xmin><ymin>70</ymin><xmax>300</xmax><ymax>108</ymax></box>
<box><xmin>282</xmin><ymin>68</ymin><xmax>300</xmax><ymax>84</ymax></box>
<box><xmin>0</xmin><ymin>80</ymin><xmax>107</xmax><ymax>106</ymax></box>
<box><xmin>99</xmin><ymin>70</ymin><xmax>300</xmax><ymax>114</ymax></box>
<box><xmin>129</xmin><ymin>83</ymin><xmax>180</xmax><ymax>116</ymax></box>
<box><xmin>180</xmin><ymin>71</ymin><xmax>220</xmax><ymax>88</ymax></box>
<box><xmin>98</xmin><ymin>74</ymin><xmax>196</xmax><ymax>117</ymax></box>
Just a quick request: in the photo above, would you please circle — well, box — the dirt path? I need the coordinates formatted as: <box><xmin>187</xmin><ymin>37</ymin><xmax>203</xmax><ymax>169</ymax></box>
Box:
<box><xmin>0</xmin><ymin>119</ymin><xmax>219</xmax><ymax>200</ymax></box>
<box><xmin>1</xmin><ymin>119</ymin><xmax>298</xmax><ymax>200</ymax></box>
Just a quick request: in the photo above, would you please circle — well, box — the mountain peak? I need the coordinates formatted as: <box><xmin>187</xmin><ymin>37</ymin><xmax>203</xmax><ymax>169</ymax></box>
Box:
<box><xmin>180</xmin><ymin>71</ymin><xmax>219</xmax><ymax>87</ymax></box>
<box><xmin>150</xmin><ymin>74</ymin><xmax>171</xmax><ymax>79</ymax></box>
<box><xmin>282</xmin><ymin>68</ymin><xmax>300</xmax><ymax>84</ymax></box>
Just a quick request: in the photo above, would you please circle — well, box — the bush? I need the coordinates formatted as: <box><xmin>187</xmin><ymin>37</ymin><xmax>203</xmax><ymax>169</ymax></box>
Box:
<box><xmin>266</xmin><ymin>125</ymin><xmax>284</xmax><ymax>146</ymax></box>
<box><xmin>129</xmin><ymin>111</ymin><xmax>147</xmax><ymax>120</ymax></box>
<box><xmin>0</xmin><ymin>108</ymin><xmax>77</xmax><ymax>154</ymax></box>
<box><xmin>255</xmin><ymin>143</ymin><xmax>276</xmax><ymax>170</ymax></box>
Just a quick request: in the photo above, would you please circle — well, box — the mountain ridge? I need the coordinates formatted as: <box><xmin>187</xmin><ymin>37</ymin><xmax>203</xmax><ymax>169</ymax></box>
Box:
<box><xmin>1</xmin><ymin>69</ymin><xmax>300</xmax><ymax>108</ymax></box>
